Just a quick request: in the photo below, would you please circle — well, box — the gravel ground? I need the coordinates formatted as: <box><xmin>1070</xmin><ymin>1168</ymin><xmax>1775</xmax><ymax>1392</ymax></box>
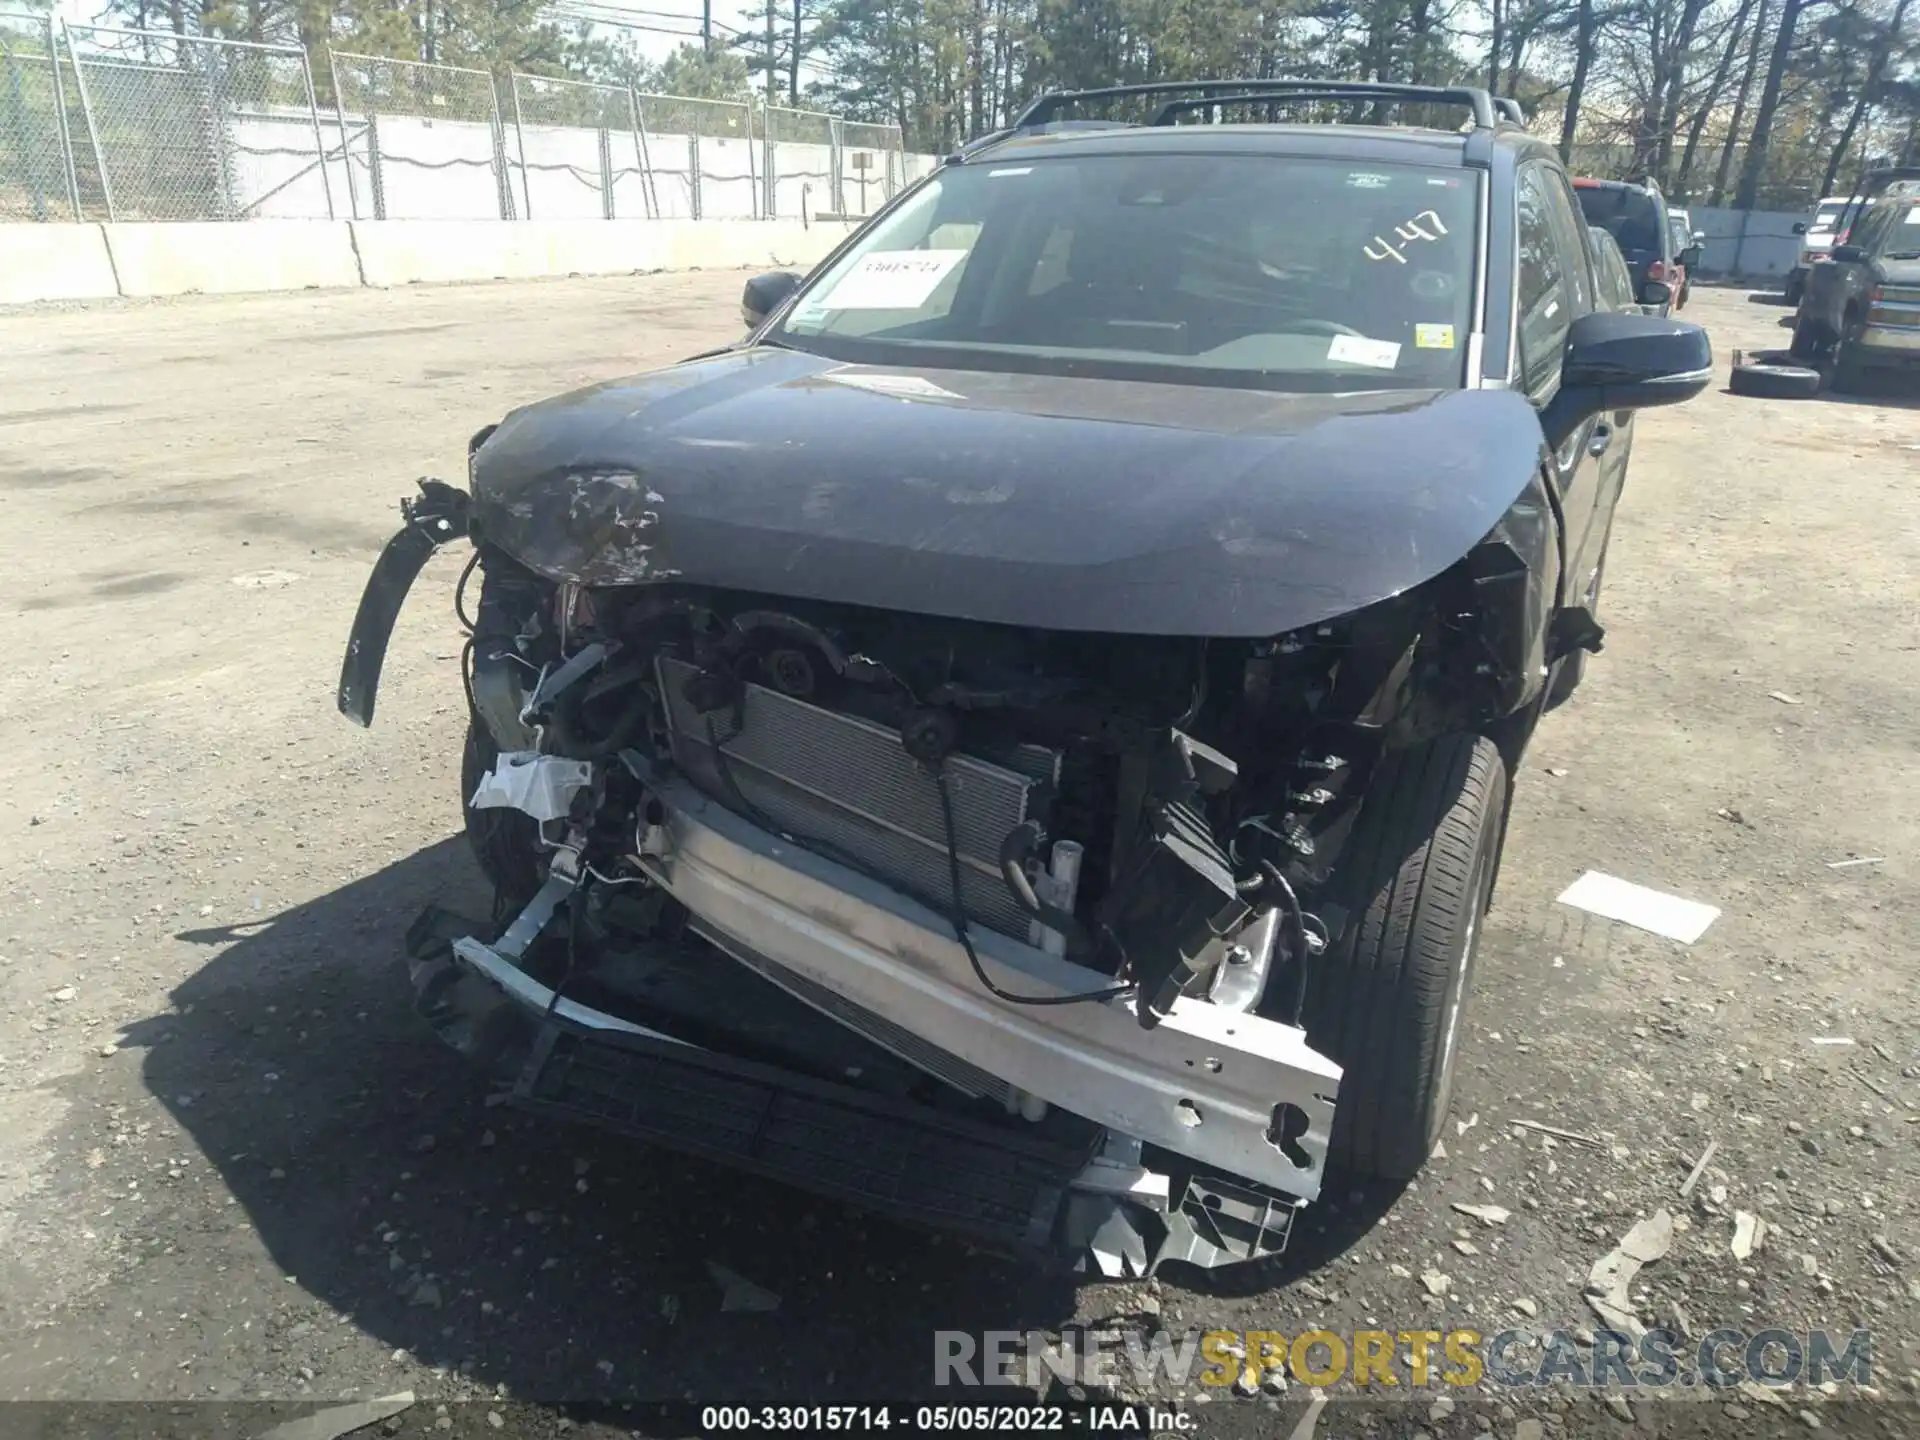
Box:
<box><xmin>0</xmin><ymin>278</ymin><xmax>1915</xmax><ymax>1440</ymax></box>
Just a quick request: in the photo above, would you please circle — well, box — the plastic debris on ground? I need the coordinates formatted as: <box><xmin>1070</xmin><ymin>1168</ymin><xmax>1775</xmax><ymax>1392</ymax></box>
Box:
<box><xmin>1556</xmin><ymin>871</ymin><xmax>1720</xmax><ymax>944</ymax></box>
<box><xmin>1584</xmin><ymin>1209</ymin><xmax>1674</xmax><ymax>1339</ymax></box>
<box><xmin>707</xmin><ymin>1260</ymin><xmax>782</xmax><ymax>1313</ymax></box>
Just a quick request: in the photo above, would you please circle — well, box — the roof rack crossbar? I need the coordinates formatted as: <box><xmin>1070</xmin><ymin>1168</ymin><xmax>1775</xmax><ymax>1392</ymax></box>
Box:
<box><xmin>1013</xmin><ymin>79</ymin><xmax>1499</xmax><ymax>132</ymax></box>
<box><xmin>1493</xmin><ymin>96</ymin><xmax>1527</xmax><ymax>124</ymax></box>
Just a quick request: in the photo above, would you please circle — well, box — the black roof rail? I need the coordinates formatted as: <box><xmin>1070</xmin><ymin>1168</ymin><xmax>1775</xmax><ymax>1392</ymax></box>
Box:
<box><xmin>1013</xmin><ymin>78</ymin><xmax>1500</xmax><ymax>133</ymax></box>
<box><xmin>1493</xmin><ymin>96</ymin><xmax>1527</xmax><ymax>124</ymax></box>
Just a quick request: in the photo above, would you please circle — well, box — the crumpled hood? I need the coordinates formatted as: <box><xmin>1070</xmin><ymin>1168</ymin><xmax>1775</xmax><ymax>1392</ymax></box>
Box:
<box><xmin>470</xmin><ymin>346</ymin><xmax>1549</xmax><ymax>637</ymax></box>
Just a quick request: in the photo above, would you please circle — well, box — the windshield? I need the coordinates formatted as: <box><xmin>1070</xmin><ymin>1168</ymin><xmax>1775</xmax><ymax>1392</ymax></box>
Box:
<box><xmin>1574</xmin><ymin>185</ymin><xmax>1665</xmax><ymax>254</ymax></box>
<box><xmin>1813</xmin><ymin>203</ymin><xmax>1848</xmax><ymax>231</ymax></box>
<box><xmin>771</xmin><ymin>153</ymin><xmax>1480</xmax><ymax>392</ymax></box>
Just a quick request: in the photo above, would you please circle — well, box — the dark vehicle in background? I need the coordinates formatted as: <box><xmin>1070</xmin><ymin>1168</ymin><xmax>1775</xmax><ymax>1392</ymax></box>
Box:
<box><xmin>1587</xmin><ymin>224</ymin><xmax>1639</xmax><ymax>312</ymax></box>
<box><xmin>1792</xmin><ymin>170</ymin><xmax>1920</xmax><ymax>391</ymax></box>
<box><xmin>1574</xmin><ymin>176</ymin><xmax>1696</xmax><ymax>313</ymax></box>
<box><xmin>338</xmin><ymin>79</ymin><xmax>1711</xmax><ymax>1279</ymax></box>
<box><xmin>1666</xmin><ymin>208</ymin><xmax>1705</xmax><ymax>309</ymax></box>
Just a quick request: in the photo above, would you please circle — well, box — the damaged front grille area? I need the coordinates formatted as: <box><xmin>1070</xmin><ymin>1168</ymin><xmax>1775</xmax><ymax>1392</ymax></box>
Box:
<box><xmin>516</xmin><ymin>1027</ymin><xmax>1079</xmax><ymax>1251</ymax></box>
<box><xmin>657</xmin><ymin>654</ymin><xmax>1060</xmax><ymax>940</ymax></box>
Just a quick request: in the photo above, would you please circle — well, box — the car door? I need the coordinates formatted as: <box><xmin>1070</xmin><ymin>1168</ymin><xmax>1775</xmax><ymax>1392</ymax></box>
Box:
<box><xmin>1516</xmin><ymin>161</ymin><xmax>1610</xmax><ymax>609</ymax></box>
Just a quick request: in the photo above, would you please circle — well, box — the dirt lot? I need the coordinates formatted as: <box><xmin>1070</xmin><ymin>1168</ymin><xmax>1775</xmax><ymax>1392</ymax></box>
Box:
<box><xmin>0</xmin><ymin>277</ymin><xmax>1916</xmax><ymax>1439</ymax></box>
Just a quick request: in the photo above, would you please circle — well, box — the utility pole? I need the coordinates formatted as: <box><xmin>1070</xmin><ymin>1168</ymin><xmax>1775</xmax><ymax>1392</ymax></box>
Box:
<box><xmin>703</xmin><ymin>0</ymin><xmax>711</xmax><ymax>53</ymax></box>
<box><xmin>765</xmin><ymin>1</ymin><xmax>777</xmax><ymax>107</ymax></box>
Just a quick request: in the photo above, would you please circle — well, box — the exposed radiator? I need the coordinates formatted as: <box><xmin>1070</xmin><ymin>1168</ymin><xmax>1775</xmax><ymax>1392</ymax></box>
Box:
<box><xmin>657</xmin><ymin>655</ymin><xmax>1056</xmax><ymax>940</ymax></box>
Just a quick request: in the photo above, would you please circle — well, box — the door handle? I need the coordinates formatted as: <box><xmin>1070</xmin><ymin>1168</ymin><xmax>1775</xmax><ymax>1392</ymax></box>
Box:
<box><xmin>1588</xmin><ymin>423</ymin><xmax>1613</xmax><ymax>458</ymax></box>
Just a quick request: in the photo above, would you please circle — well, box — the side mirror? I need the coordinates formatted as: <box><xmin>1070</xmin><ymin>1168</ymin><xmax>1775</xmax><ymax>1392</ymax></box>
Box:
<box><xmin>1679</xmin><ymin>245</ymin><xmax>1703</xmax><ymax>268</ymax></box>
<box><xmin>1540</xmin><ymin>311</ymin><xmax>1712</xmax><ymax>448</ymax></box>
<box><xmin>1639</xmin><ymin>278</ymin><xmax>1673</xmax><ymax>309</ymax></box>
<box><xmin>742</xmin><ymin>270</ymin><xmax>802</xmax><ymax>330</ymax></box>
<box><xmin>1792</xmin><ymin>221</ymin><xmax>1808</xmax><ymax>235</ymax></box>
<box><xmin>1829</xmin><ymin>243</ymin><xmax>1867</xmax><ymax>265</ymax></box>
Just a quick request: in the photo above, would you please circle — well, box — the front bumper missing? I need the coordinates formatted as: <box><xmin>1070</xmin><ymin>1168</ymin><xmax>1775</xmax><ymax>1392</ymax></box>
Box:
<box><xmin>626</xmin><ymin>759</ymin><xmax>1340</xmax><ymax>1203</ymax></box>
<box><xmin>412</xmin><ymin>895</ymin><xmax>1307</xmax><ymax>1276</ymax></box>
<box><xmin>411</xmin><ymin>765</ymin><xmax>1339</xmax><ymax>1274</ymax></box>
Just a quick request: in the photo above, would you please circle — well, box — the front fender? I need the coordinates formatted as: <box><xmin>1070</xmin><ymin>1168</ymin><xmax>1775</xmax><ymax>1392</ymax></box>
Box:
<box><xmin>337</xmin><ymin>480</ymin><xmax>471</xmax><ymax>727</ymax></box>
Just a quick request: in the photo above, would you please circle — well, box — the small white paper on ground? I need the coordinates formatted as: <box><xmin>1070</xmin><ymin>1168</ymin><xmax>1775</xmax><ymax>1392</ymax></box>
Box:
<box><xmin>1328</xmin><ymin>334</ymin><xmax>1402</xmax><ymax>368</ymax></box>
<box><xmin>815</xmin><ymin>249</ymin><xmax>967</xmax><ymax>309</ymax></box>
<box><xmin>1556</xmin><ymin>871</ymin><xmax>1720</xmax><ymax>944</ymax></box>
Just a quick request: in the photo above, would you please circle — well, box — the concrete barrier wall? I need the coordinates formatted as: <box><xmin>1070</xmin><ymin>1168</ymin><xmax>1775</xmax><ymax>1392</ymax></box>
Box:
<box><xmin>0</xmin><ymin>217</ymin><xmax>857</xmax><ymax>305</ymax></box>
<box><xmin>0</xmin><ymin>224</ymin><xmax>120</xmax><ymax>305</ymax></box>
<box><xmin>106</xmin><ymin>221</ymin><xmax>363</xmax><ymax>298</ymax></box>
<box><xmin>349</xmin><ymin>218</ymin><xmax>854</xmax><ymax>287</ymax></box>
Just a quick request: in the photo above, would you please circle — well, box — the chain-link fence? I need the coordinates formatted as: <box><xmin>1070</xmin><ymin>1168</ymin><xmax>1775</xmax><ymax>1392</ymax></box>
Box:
<box><xmin>1</xmin><ymin>19</ymin><xmax>909</xmax><ymax>224</ymax></box>
<box><xmin>838</xmin><ymin>120</ymin><xmax>904</xmax><ymax>216</ymax></box>
<box><xmin>636</xmin><ymin>93</ymin><xmax>756</xmax><ymax>219</ymax></box>
<box><xmin>65</xmin><ymin>23</ymin><xmax>329</xmax><ymax>221</ymax></box>
<box><xmin>330</xmin><ymin>51</ymin><xmax>510</xmax><ymax>220</ymax></box>
<box><xmin>0</xmin><ymin>15</ymin><xmax>82</xmax><ymax>221</ymax></box>
<box><xmin>510</xmin><ymin>71</ymin><xmax>649</xmax><ymax>220</ymax></box>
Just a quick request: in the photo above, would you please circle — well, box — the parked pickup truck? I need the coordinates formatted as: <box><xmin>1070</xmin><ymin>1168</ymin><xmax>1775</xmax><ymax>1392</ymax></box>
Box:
<box><xmin>1792</xmin><ymin>169</ymin><xmax>1920</xmax><ymax>391</ymax></box>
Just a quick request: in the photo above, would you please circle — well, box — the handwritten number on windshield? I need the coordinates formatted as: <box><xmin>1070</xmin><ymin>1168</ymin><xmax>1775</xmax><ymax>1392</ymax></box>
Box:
<box><xmin>1364</xmin><ymin>209</ymin><xmax>1450</xmax><ymax>264</ymax></box>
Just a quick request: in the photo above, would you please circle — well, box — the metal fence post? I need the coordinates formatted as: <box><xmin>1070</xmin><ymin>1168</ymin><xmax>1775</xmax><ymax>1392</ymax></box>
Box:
<box><xmin>744</xmin><ymin>97</ymin><xmax>758</xmax><ymax>219</ymax></box>
<box><xmin>506</xmin><ymin>72</ymin><xmax>530</xmax><ymax>219</ymax></box>
<box><xmin>58</xmin><ymin>19</ymin><xmax>112</xmax><ymax>220</ymax></box>
<box><xmin>326</xmin><ymin>47</ymin><xmax>359</xmax><ymax>220</ymax></box>
<box><xmin>763</xmin><ymin>102</ymin><xmax>776</xmax><ymax>218</ymax></box>
<box><xmin>628</xmin><ymin>88</ymin><xmax>658</xmax><ymax>220</ymax></box>
<box><xmin>829</xmin><ymin>115</ymin><xmax>844</xmax><ymax>214</ymax></box>
<box><xmin>367</xmin><ymin>110</ymin><xmax>386</xmax><ymax>220</ymax></box>
<box><xmin>300</xmin><ymin>50</ymin><xmax>333</xmax><ymax>220</ymax></box>
<box><xmin>596</xmin><ymin>125</ymin><xmax>612</xmax><ymax>218</ymax></box>
<box><xmin>688</xmin><ymin>131</ymin><xmax>701</xmax><ymax>220</ymax></box>
<box><xmin>44</xmin><ymin>17</ymin><xmax>82</xmax><ymax>219</ymax></box>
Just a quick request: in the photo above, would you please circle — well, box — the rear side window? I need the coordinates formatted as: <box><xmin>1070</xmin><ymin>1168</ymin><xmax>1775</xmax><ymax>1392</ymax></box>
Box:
<box><xmin>1516</xmin><ymin>167</ymin><xmax>1571</xmax><ymax>394</ymax></box>
<box><xmin>1575</xmin><ymin>185</ymin><xmax>1666</xmax><ymax>255</ymax></box>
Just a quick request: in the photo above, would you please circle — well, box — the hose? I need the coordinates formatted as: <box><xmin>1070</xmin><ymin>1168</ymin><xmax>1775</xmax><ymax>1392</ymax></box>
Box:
<box><xmin>997</xmin><ymin>820</ymin><xmax>1094</xmax><ymax>952</ymax></box>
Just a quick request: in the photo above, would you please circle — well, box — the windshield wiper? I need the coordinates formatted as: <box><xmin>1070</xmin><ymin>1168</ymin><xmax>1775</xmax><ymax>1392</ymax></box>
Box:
<box><xmin>1883</xmin><ymin>251</ymin><xmax>1920</xmax><ymax>260</ymax></box>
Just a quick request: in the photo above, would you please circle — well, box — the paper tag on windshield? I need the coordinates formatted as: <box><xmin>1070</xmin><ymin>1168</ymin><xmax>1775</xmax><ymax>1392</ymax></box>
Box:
<box><xmin>1905</xmin><ymin>207</ymin><xmax>1920</xmax><ymax>224</ymax></box>
<box><xmin>1415</xmin><ymin>323</ymin><xmax>1456</xmax><ymax>350</ymax></box>
<box><xmin>1328</xmin><ymin>335</ymin><xmax>1402</xmax><ymax>369</ymax></box>
<box><xmin>817</xmin><ymin>249</ymin><xmax>967</xmax><ymax>309</ymax></box>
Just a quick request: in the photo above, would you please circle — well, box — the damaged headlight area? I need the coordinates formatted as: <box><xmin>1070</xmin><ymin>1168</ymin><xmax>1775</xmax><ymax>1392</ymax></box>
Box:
<box><xmin>341</xmin><ymin>474</ymin><xmax>1568</xmax><ymax>1279</ymax></box>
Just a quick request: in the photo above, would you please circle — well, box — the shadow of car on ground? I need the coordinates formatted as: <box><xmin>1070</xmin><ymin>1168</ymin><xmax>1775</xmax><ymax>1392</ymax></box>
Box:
<box><xmin>119</xmin><ymin>837</ymin><xmax>1395</xmax><ymax>1415</ymax></box>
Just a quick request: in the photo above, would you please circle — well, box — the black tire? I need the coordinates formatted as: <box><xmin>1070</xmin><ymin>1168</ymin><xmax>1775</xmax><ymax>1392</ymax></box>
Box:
<box><xmin>1302</xmin><ymin>734</ymin><xmax>1507</xmax><ymax>1181</ymax></box>
<box><xmin>1730</xmin><ymin>359</ymin><xmax>1824</xmax><ymax>399</ymax></box>
<box><xmin>461</xmin><ymin>715</ymin><xmax>544</xmax><ymax>906</ymax></box>
<box><xmin>1785</xmin><ymin>276</ymin><xmax>1803</xmax><ymax>307</ymax></box>
<box><xmin>1789</xmin><ymin>317</ymin><xmax>1825</xmax><ymax>360</ymax></box>
<box><xmin>1829</xmin><ymin>313</ymin><xmax>1870</xmax><ymax>394</ymax></box>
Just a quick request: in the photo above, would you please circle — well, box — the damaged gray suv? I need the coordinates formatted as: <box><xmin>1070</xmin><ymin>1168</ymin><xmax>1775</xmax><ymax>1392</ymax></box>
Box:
<box><xmin>339</xmin><ymin>79</ymin><xmax>1711</xmax><ymax>1277</ymax></box>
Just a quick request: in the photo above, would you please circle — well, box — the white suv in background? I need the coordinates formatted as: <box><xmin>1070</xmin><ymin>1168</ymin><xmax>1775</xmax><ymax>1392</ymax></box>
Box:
<box><xmin>1788</xmin><ymin>195</ymin><xmax>1860</xmax><ymax>304</ymax></box>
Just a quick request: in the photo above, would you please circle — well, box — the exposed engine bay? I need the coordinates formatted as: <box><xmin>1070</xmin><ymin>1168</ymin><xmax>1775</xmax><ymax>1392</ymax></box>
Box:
<box><xmin>343</xmin><ymin>389</ymin><xmax>1575</xmax><ymax>1276</ymax></box>
<box><xmin>474</xmin><ymin>557</ymin><xmax>1370</xmax><ymax>1033</ymax></box>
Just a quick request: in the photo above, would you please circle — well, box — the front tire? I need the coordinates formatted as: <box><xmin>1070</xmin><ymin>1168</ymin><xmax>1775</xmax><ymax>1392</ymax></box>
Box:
<box><xmin>1302</xmin><ymin>734</ymin><xmax>1507</xmax><ymax>1181</ymax></box>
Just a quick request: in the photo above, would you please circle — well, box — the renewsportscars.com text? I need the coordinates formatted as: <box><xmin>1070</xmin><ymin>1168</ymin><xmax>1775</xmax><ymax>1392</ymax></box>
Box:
<box><xmin>934</xmin><ymin>1327</ymin><xmax>1873</xmax><ymax>1391</ymax></box>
